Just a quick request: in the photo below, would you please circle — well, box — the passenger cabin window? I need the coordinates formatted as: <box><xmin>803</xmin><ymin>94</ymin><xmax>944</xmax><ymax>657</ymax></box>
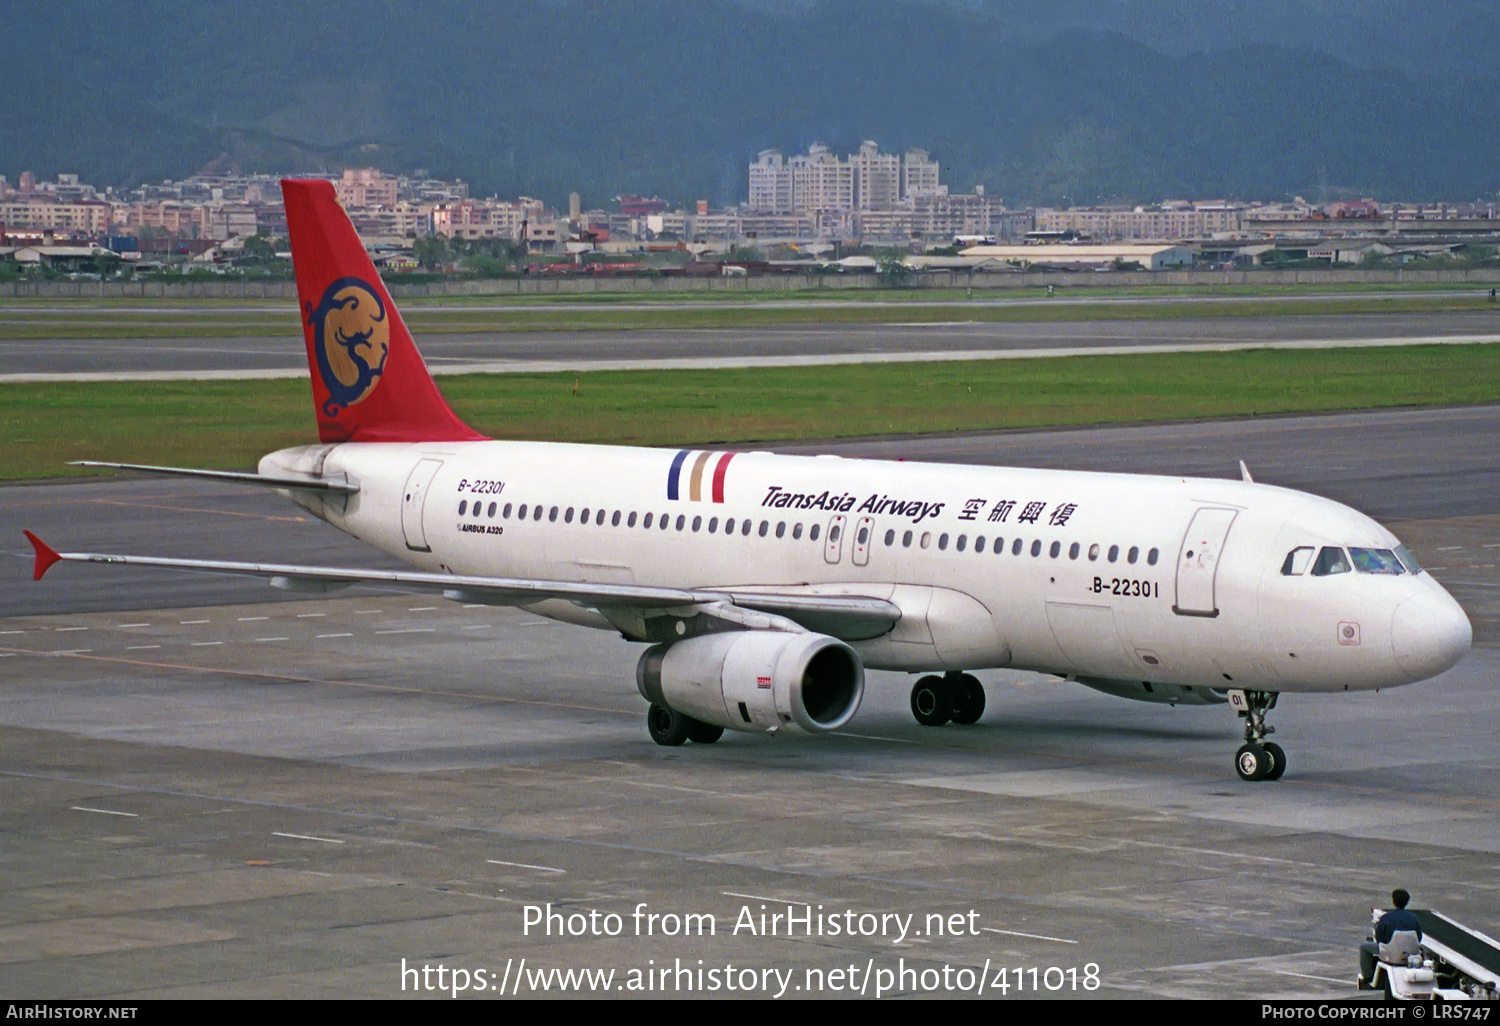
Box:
<box><xmin>903</xmin><ymin>530</ymin><xmax>913</xmax><ymax>548</ymax></box>
<box><xmin>1012</xmin><ymin>538</ymin><xmax>1023</xmax><ymax>556</ymax></box>
<box><xmin>975</xmin><ymin>536</ymin><xmax>986</xmax><ymax>553</ymax></box>
<box><xmin>1049</xmin><ymin>541</ymin><xmax>1060</xmax><ymax>558</ymax></box>
<box><xmin>1127</xmin><ymin>546</ymin><xmax>1139</xmax><ymax>564</ymax></box>
<box><xmin>1147</xmin><ymin>547</ymin><xmax>1159</xmax><ymax>565</ymax></box>
<box><xmin>810</xmin><ymin>524</ymin><xmax>821</xmax><ymax>542</ymax></box>
<box><xmin>1310</xmin><ymin>546</ymin><xmax>1351</xmax><ymax>576</ymax></box>
<box><xmin>1350</xmin><ymin>547</ymin><xmax>1405</xmax><ymax>574</ymax></box>
<box><xmin>503</xmin><ymin>503</ymin><xmax>513</xmax><ymax>518</ymax></box>
<box><xmin>627</xmin><ymin>511</ymin><xmax>636</xmax><ymax>527</ymax></box>
<box><xmin>777</xmin><ymin>522</ymin><xmax>787</xmax><ymax>539</ymax></box>
<box><xmin>1088</xmin><ymin>543</ymin><xmax>1099</xmax><ymax>561</ymax></box>
<box><xmin>885</xmin><ymin>529</ymin><xmax>896</xmax><ymax>546</ymax></box>
<box><xmin>458</xmin><ymin>500</ymin><xmax>468</xmax><ymax>515</ymax></box>
<box><xmin>1281</xmin><ymin>546</ymin><xmax>1315</xmax><ymax>575</ymax></box>
<box><xmin>792</xmin><ymin>524</ymin><xmax>803</xmax><ymax>539</ymax></box>
<box><xmin>565</xmin><ymin>507</ymin><xmax>574</xmax><ymax>523</ymax></box>
<box><xmin>612</xmin><ymin>510</ymin><xmax>621</xmax><ymax>526</ymax></box>
<box><xmin>1030</xmin><ymin>540</ymin><xmax>1042</xmax><ymax>557</ymax></box>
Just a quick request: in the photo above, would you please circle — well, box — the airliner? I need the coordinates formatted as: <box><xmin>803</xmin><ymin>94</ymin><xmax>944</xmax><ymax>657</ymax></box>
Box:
<box><xmin>25</xmin><ymin>179</ymin><xmax>1473</xmax><ymax>781</ymax></box>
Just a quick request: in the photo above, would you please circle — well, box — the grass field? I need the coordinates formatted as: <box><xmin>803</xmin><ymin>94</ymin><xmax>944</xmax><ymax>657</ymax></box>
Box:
<box><xmin>3</xmin><ymin>343</ymin><xmax>1496</xmax><ymax>481</ymax></box>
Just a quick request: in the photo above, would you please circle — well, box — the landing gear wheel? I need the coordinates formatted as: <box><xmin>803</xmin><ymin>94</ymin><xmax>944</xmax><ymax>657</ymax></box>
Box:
<box><xmin>647</xmin><ymin>704</ymin><xmax>691</xmax><ymax>746</ymax></box>
<box><xmin>685</xmin><ymin>719</ymin><xmax>724</xmax><ymax>745</ymax></box>
<box><xmin>910</xmin><ymin>675</ymin><xmax>952</xmax><ymax>726</ymax></box>
<box><xmin>948</xmin><ymin>673</ymin><xmax>986</xmax><ymax>725</ymax></box>
<box><xmin>1231</xmin><ymin>689</ymin><xmax>1283</xmax><ymax>782</ymax></box>
<box><xmin>1235</xmin><ymin>743</ymin><xmax>1271</xmax><ymax>781</ymax></box>
<box><xmin>1262</xmin><ymin>741</ymin><xmax>1286</xmax><ymax>781</ymax></box>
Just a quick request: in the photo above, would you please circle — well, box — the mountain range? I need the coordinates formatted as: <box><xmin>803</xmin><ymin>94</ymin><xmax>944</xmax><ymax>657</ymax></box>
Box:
<box><xmin>4</xmin><ymin>0</ymin><xmax>1497</xmax><ymax>206</ymax></box>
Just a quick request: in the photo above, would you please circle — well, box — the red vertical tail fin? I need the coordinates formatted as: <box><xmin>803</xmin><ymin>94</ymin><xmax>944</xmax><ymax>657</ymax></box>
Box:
<box><xmin>282</xmin><ymin>178</ymin><xmax>485</xmax><ymax>444</ymax></box>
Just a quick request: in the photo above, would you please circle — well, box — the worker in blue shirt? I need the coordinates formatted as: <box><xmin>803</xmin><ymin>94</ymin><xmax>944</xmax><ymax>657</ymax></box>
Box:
<box><xmin>1361</xmin><ymin>888</ymin><xmax>1423</xmax><ymax>984</ymax></box>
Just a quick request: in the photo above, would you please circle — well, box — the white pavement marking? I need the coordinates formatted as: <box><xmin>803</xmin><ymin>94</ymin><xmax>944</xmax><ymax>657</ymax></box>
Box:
<box><xmin>375</xmin><ymin>628</ymin><xmax>436</xmax><ymax>635</ymax></box>
<box><xmin>54</xmin><ymin>626</ymin><xmax>87</xmax><ymax>632</ymax></box>
<box><xmin>179</xmin><ymin>619</ymin><xmax>210</xmax><ymax>625</ymax></box>
<box><xmin>316</xmin><ymin>632</ymin><xmax>353</xmax><ymax>639</ymax></box>
<box><xmin>487</xmin><ymin>859</ymin><xmax>565</xmax><ymax>874</ymax></box>
<box><xmin>117</xmin><ymin>623</ymin><xmax>150</xmax><ymax>628</ymax></box>
<box><xmin>190</xmin><ymin>641</ymin><xmax>223</xmax><ymax>647</ymax></box>
<box><xmin>125</xmin><ymin>645</ymin><xmax>160</xmax><ymax>650</ymax></box>
<box><xmin>722</xmin><ymin>891</ymin><xmax>809</xmax><ymax>906</ymax></box>
<box><xmin>256</xmin><ymin>637</ymin><xmax>289</xmax><ymax>643</ymax></box>
<box><xmin>407</xmin><ymin>606</ymin><xmax>437</xmax><ymax>612</ymax></box>
<box><xmin>71</xmin><ymin>806</ymin><xmax>138</xmax><ymax>817</ymax></box>
<box><xmin>981</xmin><ymin>926</ymin><xmax>1079</xmax><ymax>945</ymax></box>
<box><xmin>1274</xmin><ymin>970</ymin><xmax>1354</xmax><ymax>987</ymax></box>
<box><xmin>237</xmin><ymin>616</ymin><xmax>269</xmax><ymax>621</ymax></box>
<box><xmin>7</xmin><ymin>333</ymin><xmax>1497</xmax><ymax>383</ymax></box>
<box><xmin>272</xmin><ymin>831</ymin><xmax>345</xmax><ymax>844</ymax></box>
<box><xmin>296</xmin><ymin>612</ymin><xmax>326</xmax><ymax>618</ymax></box>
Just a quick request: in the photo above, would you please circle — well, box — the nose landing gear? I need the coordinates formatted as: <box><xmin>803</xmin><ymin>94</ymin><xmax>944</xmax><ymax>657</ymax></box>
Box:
<box><xmin>1230</xmin><ymin>689</ymin><xmax>1285</xmax><ymax>781</ymax></box>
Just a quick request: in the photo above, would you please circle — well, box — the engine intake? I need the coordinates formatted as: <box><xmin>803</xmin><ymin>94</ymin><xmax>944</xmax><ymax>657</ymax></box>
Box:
<box><xmin>637</xmin><ymin>631</ymin><xmax>864</xmax><ymax>734</ymax></box>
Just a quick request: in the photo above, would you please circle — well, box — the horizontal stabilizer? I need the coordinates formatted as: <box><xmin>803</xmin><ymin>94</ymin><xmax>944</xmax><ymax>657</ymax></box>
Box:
<box><xmin>70</xmin><ymin>462</ymin><xmax>358</xmax><ymax>494</ymax></box>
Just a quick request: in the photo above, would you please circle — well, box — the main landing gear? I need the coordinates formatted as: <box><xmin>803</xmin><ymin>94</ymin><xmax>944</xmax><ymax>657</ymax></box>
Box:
<box><xmin>646</xmin><ymin>704</ymin><xmax>724</xmax><ymax>747</ymax></box>
<box><xmin>910</xmin><ymin>672</ymin><xmax>986</xmax><ymax>727</ymax></box>
<box><xmin>1231</xmin><ymin>689</ymin><xmax>1285</xmax><ymax>782</ymax></box>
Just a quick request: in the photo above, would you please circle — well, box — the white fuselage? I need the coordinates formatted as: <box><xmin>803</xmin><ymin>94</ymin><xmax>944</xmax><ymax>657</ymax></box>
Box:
<box><xmin>263</xmin><ymin>439</ymin><xmax>1472</xmax><ymax>695</ymax></box>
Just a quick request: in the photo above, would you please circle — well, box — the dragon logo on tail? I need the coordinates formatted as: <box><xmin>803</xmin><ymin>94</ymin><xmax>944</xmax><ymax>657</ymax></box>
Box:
<box><xmin>306</xmin><ymin>277</ymin><xmax>390</xmax><ymax>416</ymax></box>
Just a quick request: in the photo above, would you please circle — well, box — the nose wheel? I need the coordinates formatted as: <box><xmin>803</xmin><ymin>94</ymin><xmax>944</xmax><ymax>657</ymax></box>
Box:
<box><xmin>1231</xmin><ymin>690</ymin><xmax>1285</xmax><ymax>781</ymax></box>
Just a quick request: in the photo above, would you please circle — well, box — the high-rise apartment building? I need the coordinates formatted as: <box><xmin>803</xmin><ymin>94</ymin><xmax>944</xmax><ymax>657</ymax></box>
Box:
<box><xmin>747</xmin><ymin>142</ymin><xmax>949</xmax><ymax>215</ymax></box>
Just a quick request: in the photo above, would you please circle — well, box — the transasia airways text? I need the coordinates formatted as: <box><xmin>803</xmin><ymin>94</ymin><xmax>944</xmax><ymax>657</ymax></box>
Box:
<box><xmin>761</xmin><ymin>487</ymin><xmax>945</xmax><ymax>523</ymax></box>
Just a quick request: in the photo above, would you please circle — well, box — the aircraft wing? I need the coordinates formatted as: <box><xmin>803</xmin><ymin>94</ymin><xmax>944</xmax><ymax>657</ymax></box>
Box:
<box><xmin>23</xmin><ymin>532</ymin><xmax>900</xmax><ymax>641</ymax></box>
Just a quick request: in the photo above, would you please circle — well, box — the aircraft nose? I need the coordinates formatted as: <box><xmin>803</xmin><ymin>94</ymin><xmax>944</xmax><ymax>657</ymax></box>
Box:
<box><xmin>1390</xmin><ymin>589</ymin><xmax>1472</xmax><ymax>681</ymax></box>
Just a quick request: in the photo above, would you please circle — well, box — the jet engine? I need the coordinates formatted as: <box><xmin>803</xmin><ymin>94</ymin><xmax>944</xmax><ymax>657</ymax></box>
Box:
<box><xmin>1075</xmin><ymin>676</ymin><xmax>1227</xmax><ymax>706</ymax></box>
<box><xmin>636</xmin><ymin>631</ymin><xmax>864</xmax><ymax>734</ymax></box>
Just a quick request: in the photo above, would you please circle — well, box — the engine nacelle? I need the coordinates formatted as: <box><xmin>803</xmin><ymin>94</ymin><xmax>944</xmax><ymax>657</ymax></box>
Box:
<box><xmin>1075</xmin><ymin>676</ymin><xmax>1228</xmax><ymax>706</ymax></box>
<box><xmin>636</xmin><ymin>631</ymin><xmax>864</xmax><ymax>734</ymax></box>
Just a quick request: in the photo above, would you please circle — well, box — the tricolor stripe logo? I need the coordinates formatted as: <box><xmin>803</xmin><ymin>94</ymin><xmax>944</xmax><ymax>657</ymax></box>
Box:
<box><xmin>667</xmin><ymin>449</ymin><xmax>736</xmax><ymax>502</ymax></box>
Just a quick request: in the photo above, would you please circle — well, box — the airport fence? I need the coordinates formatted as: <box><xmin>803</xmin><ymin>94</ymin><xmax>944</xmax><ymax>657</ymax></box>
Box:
<box><xmin>5</xmin><ymin>266</ymin><xmax>1500</xmax><ymax>300</ymax></box>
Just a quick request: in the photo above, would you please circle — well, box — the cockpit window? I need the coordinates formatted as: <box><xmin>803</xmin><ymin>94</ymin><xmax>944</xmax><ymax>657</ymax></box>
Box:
<box><xmin>1395</xmin><ymin>544</ymin><xmax>1424</xmax><ymax>574</ymax></box>
<box><xmin>1280</xmin><ymin>546</ymin><xmax>1315</xmax><ymax>575</ymax></box>
<box><xmin>1309</xmin><ymin>546</ymin><xmax>1351</xmax><ymax>576</ymax></box>
<box><xmin>1350</xmin><ymin>547</ymin><xmax>1405</xmax><ymax>574</ymax></box>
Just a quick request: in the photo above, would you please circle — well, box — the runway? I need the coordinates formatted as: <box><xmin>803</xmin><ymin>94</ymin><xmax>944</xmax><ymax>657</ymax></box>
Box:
<box><xmin>2</xmin><ymin>407</ymin><xmax>1496</xmax><ymax>998</ymax></box>
<box><xmin>3</xmin><ymin>310</ymin><xmax>1498</xmax><ymax>381</ymax></box>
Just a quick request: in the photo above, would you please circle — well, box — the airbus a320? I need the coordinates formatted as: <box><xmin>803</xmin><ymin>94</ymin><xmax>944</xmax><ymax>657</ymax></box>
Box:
<box><xmin>26</xmin><ymin>179</ymin><xmax>1473</xmax><ymax>781</ymax></box>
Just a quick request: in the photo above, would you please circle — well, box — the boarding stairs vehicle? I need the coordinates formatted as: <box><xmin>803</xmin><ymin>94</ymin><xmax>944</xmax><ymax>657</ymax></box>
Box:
<box><xmin>1358</xmin><ymin>907</ymin><xmax>1500</xmax><ymax>1000</ymax></box>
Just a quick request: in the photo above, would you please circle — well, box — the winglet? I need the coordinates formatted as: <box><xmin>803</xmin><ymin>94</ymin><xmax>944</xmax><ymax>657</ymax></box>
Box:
<box><xmin>1239</xmin><ymin>460</ymin><xmax>1254</xmax><ymax>483</ymax></box>
<box><xmin>23</xmin><ymin>531</ymin><xmax>62</xmax><ymax>581</ymax></box>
